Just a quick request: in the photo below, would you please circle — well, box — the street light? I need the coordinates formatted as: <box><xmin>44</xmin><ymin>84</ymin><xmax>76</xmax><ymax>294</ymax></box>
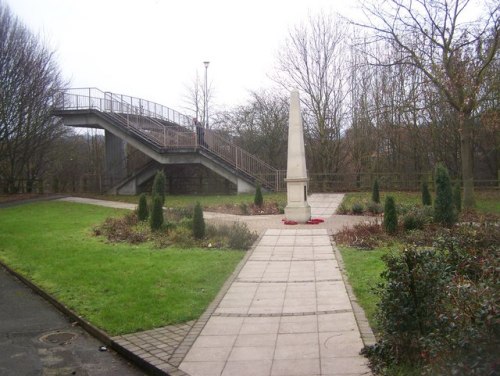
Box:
<box><xmin>203</xmin><ymin>61</ymin><xmax>209</xmax><ymax>129</ymax></box>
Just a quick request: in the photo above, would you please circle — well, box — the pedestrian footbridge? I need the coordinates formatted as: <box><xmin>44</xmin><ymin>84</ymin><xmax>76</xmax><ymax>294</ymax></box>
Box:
<box><xmin>53</xmin><ymin>88</ymin><xmax>284</xmax><ymax>194</ymax></box>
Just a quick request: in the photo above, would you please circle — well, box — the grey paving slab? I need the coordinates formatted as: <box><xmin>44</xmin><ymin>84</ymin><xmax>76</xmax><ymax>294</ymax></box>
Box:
<box><xmin>179</xmin><ymin>195</ymin><xmax>372</xmax><ymax>376</ymax></box>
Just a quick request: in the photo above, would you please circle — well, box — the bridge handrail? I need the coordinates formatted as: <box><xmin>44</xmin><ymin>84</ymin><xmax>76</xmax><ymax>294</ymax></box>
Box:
<box><xmin>56</xmin><ymin>88</ymin><xmax>195</xmax><ymax>130</ymax></box>
<box><xmin>202</xmin><ymin>129</ymin><xmax>279</xmax><ymax>188</ymax></box>
<box><xmin>53</xmin><ymin>88</ymin><xmax>280</xmax><ymax>190</ymax></box>
<box><xmin>54</xmin><ymin>89</ymin><xmax>193</xmax><ymax>147</ymax></box>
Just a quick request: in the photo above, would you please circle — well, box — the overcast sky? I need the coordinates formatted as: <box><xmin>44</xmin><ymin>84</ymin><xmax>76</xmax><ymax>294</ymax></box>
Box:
<box><xmin>7</xmin><ymin>0</ymin><xmax>358</xmax><ymax>114</ymax></box>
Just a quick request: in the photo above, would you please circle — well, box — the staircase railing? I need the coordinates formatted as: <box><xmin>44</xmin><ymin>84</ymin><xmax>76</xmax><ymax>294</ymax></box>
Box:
<box><xmin>54</xmin><ymin>88</ymin><xmax>282</xmax><ymax>190</ymax></box>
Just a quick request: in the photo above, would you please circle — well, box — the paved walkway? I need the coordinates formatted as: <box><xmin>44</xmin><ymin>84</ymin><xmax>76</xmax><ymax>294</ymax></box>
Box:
<box><xmin>178</xmin><ymin>194</ymin><xmax>372</xmax><ymax>376</ymax></box>
<box><xmin>58</xmin><ymin>196</ymin><xmax>138</xmax><ymax>210</ymax></box>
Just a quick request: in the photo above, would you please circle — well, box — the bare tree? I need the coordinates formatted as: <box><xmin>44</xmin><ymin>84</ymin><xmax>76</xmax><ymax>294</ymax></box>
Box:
<box><xmin>0</xmin><ymin>1</ymin><xmax>65</xmax><ymax>193</ymax></box>
<box><xmin>182</xmin><ymin>72</ymin><xmax>203</xmax><ymax>123</ymax></box>
<box><xmin>348</xmin><ymin>38</ymin><xmax>379</xmax><ymax>183</ymax></box>
<box><xmin>182</xmin><ymin>70</ymin><xmax>214</xmax><ymax>127</ymax></box>
<box><xmin>212</xmin><ymin>90</ymin><xmax>289</xmax><ymax>169</ymax></box>
<box><xmin>275</xmin><ymin>12</ymin><xmax>350</xmax><ymax>178</ymax></box>
<box><xmin>355</xmin><ymin>0</ymin><xmax>500</xmax><ymax>208</ymax></box>
<box><xmin>47</xmin><ymin>129</ymin><xmax>107</xmax><ymax>193</ymax></box>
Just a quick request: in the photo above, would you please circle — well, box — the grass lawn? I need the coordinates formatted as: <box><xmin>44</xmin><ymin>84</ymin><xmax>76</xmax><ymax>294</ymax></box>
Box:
<box><xmin>475</xmin><ymin>190</ymin><xmax>500</xmax><ymax>214</ymax></box>
<box><xmin>0</xmin><ymin>201</ymin><xmax>245</xmax><ymax>335</ymax></box>
<box><xmin>341</xmin><ymin>191</ymin><xmax>421</xmax><ymax>209</ymax></box>
<box><xmin>339</xmin><ymin>246</ymin><xmax>391</xmax><ymax>330</ymax></box>
<box><xmin>342</xmin><ymin>189</ymin><xmax>500</xmax><ymax>214</ymax></box>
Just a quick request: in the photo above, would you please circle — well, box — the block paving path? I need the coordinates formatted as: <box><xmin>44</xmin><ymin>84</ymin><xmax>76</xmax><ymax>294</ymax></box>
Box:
<box><xmin>111</xmin><ymin>194</ymin><xmax>373</xmax><ymax>376</ymax></box>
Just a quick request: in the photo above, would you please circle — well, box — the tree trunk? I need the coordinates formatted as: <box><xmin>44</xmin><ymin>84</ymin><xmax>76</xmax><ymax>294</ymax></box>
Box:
<box><xmin>460</xmin><ymin>116</ymin><xmax>475</xmax><ymax>209</ymax></box>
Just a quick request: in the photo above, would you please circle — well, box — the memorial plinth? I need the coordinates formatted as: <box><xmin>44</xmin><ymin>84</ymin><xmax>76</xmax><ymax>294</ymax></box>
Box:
<box><xmin>284</xmin><ymin>90</ymin><xmax>311</xmax><ymax>223</ymax></box>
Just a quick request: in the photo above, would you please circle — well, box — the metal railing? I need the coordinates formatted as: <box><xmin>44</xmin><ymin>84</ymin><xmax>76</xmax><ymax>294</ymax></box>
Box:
<box><xmin>53</xmin><ymin>88</ymin><xmax>282</xmax><ymax>190</ymax></box>
<box><xmin>202</xmin><ymin>129</ymin><xmax>281</xmax><ymax>189</ymax></box>
<box><xmin>56</xmin><ymin>88</ymin><xmax>194</xmax><ymax>129</ymax></box>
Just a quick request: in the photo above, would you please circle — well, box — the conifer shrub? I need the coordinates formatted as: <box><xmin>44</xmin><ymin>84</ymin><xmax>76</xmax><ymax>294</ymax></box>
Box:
<box><xmin>383</xmin><ymin>196</ymin><xmax>398</xmax><ymax>234</ymax></box>
<box><xmin>453</xmin><ymin>183</ymin><xmax>462</xmax><ymax>213</ymax></box>
<box><xmin>372</xmin><ymin>178</ymin><xmax>380</xmax><ymax>204</ymax></box>
<box><xmin>434</xmin><ymin>164</ymin><xmax>456</xmax><ymax>227</ymax></box>
<box><xmin>254</xmin><ymin>184</ymin><xmax>263</xmax><ymax>207</ymax></box>
<box><xmin>192</xmin><ymin>202</ymin><xmax>205</xmax><ymax>239</ymax></box>
<box><xmin>137</xmin><ymin>193</ymin><xmax>149</xmax><ymax>221</ymax></box>
<box><xmin>152</xmin><ymin>170</ymin><xmax>166</xmax><ymax>205</ymax></box>
<box><xmin>421</xmin><ymin>181</ymin><xmax>432</xmax><ymax>206</ymax></box>
<box><xmin>150</xmin><ymin>195</ymin><xmax>164</xmax><ymax>231</ymax></box>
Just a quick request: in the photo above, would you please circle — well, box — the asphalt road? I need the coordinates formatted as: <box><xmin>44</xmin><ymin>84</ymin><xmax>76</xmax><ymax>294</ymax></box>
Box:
<box><xmin>0</xmin><ymin>266</ymin><xmax>146</xmax><ymax>376</ymax></box>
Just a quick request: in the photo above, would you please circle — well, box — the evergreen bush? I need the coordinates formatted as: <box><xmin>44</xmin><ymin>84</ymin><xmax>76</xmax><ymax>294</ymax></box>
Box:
<box><xmin>254</xmin><ymin>184</ymin><xmax>263</xmax><ymax>207</ymax></box>
<box><xmin>362</xmin><ymin>247</ymin><xmax>449</xmax><ymax>372</ymax></box>
<box><xmin>453</xmin><ymin>183</ymin><xmax>462</xmax><ymax>213</ymax></box>
<box><xmin>383</xmin><ymin>196</ymin><xmax>398</xmax><ymax>234</ymax></box>
<box><xmin>402</xmin><ymin>206</ymin><xmax>432</xmax><ymax>231</ymax></box>
<box><xmin>351</xmin><ymin>202</ymin><xmax>364</xmax><ymax>214</ymax></box>
<box><xmin>421</xmin><ymin>181</ymin><xmax>432</xmax><ymax>206</ymax></box>
<box><xmin>403</xmin><ymin>213</ymin><xmax>423</xmax><ymax>231</ymax></box>
<box><xmin>150</xmin><ymin>195</ymin><xmax>164</xmax><ymax>231</ymax></box>
<box><xmin>152</xmin><ymin>170</ymin><xmax>166</xmax><ymax>205</ymax></box>
<box><xmin>192</xmin><ymin>202</ymin><xmax>205</xmax><ymax>239</ymax></box>
<box><xmin>363</xmin><ymin>227</ymin><xmax>499</xmax><ymax>375</ymax></box>
<box><xmin>434</xmin><ymin>164</ymin><xmax>456</xmax><ymax>226</ymax></box>
<box><xmin>137</xmin><ymin>193</ymin><xmax>149</xmax><ymax>221</ymax></box>
<box><xmin>372</xmin><ymin>178</ymin><xmax>380</xmax><ymax>203</ymax></box>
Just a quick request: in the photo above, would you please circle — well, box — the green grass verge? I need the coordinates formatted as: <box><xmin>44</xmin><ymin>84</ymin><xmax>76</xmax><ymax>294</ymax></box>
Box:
<box><xmin>474</xmin><ymin>190</ymin><xmax>500</xmax><ymax>214</ymax></box>
<box><xmin>342</xmin><ymin>190</ymin><xmax>500</xmax><ymax>214</ymax></box>
<box><xmin>341</xmin><ymin>191</ymin><xmax>421</xmax><ymax>209</ymax></box>
<box><xmin>0</xmin><ymin>202</ymin><xmax>244</xmax><ymax>335</ymax></box>
<box><xmin>339</xmin><ymin>246</ymin><xmax>394</xmax><ymax>331</ymax></box>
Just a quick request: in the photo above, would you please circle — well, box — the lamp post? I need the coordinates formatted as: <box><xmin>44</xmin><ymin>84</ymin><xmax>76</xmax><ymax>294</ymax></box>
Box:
<box><xmin>203</xmin><ymin>61</ymin><xmax>210</xmax><ymax>129</ymax></box>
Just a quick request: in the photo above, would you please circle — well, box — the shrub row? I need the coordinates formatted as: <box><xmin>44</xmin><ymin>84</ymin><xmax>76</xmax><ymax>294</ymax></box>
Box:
<box><xmin>363</xmin><ymin>225</ymin><xmax>499</xmax><ymax>375</ymax></box>
<box><xmin>341</xmin><ymin>165</ymin><xmax>461</xmax><ymax>233</ymax></box>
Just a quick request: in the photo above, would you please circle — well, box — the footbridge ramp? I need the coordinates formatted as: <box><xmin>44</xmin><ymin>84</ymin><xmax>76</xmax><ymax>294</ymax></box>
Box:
<box><xmin>52</xmin><ymin>88</ymin><xmax>284</xmax><ymax>194</ymax></box>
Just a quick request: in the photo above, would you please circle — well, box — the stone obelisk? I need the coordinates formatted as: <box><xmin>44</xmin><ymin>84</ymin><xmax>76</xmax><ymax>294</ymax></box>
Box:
<box><xmin>284</xmin><ymin>90</ymin><xmax>311</xmax><ymax>223</ymax></box>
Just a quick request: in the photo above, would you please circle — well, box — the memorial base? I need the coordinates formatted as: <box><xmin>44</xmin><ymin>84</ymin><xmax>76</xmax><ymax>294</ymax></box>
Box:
<box><xmin>284</xmin><ymin>205</ymin><xmax>311</xmax><ymax>223</ymax></box>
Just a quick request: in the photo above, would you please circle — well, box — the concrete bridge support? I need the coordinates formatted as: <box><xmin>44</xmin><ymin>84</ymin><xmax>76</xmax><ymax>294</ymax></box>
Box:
<box><xmin>105</xmin><ymin>130</ymin><xmax>127</xmax><ymax>187</ymax></box>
